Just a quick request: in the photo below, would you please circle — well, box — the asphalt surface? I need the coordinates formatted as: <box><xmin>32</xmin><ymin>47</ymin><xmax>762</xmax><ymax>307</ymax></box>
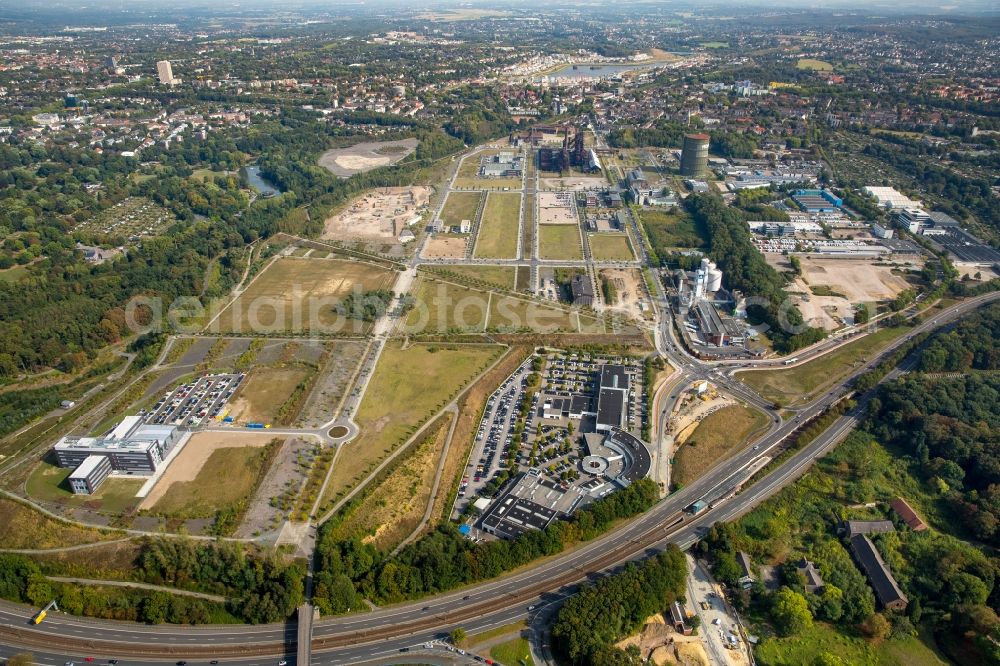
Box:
<box><xmin>2</xmin><ymin>283</ymin><xmax>997</xmax><ymax>662</ymax></box>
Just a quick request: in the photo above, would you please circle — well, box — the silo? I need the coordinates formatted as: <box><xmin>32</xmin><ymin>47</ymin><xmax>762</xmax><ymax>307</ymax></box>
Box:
<box><xmin>680</xmin><ymin>133</ymin><xmax>710</xmax><ymax>177</ymax></box>
<box><xmin>708</xmin><ymin>267</ymin><xmax>723</xmax><ymax>292</ymax></box>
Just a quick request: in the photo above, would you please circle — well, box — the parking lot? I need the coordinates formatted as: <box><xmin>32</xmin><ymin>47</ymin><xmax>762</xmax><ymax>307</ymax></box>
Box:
<box><xmin>456</xmin><ymin>352</ymin><xmax>649</xmax><ymax>524</ymax></box>
<box><xmin>455</xmin><ymin>358</ymin><xmax>535</xmax><ymax>514</ymax></box>
<box><xmin>141</xmin><ymin>373</ymin><xmax>245</xmax><ymax>428</ymax></box>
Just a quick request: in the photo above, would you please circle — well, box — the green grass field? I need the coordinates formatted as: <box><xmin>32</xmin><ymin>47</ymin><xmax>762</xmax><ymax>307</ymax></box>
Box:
<box><xmin>589</xmin><ymin>234</ymin><xmax>635</xmax><ymax>261</ymax></box>
<box><xmin>323</xmin><ymin>342</ymin><xmax>503</xmax><ymax>504</ymax></box>
<box><xmin>27</xmin><ymin>461</ymin><xmax>144</xmax><ymax>515</ymax></box>
<box><xmin>474</xmin><ymin>193</ymin><xmax>521</xmax><ymax>258</ymax></box>
<box><xmin>797</xmin><ymin>58</ymin><xmax>834</xmax><ymax>71</ymax></box>
<box><xmin>405</xmin><ymin>278</ymin><xmax>490</xmax><ymax>334</ymax></box>
<box><xmin>674</xmin><ymin>405</ymin><xmax>769</xmax><ymax>486</ymax></box>
<box><xmin>490</xmin><ymin>638</ymin><xmax>534</xmax><ymax>666</ymax></box>
<box><xmin>738</xmin><ymin>325</ymin><xmax>909</xmax><ymax>406</ymax></box>
<box><xmin>639</xmin><ymin>209</ymin><xmax>706</xmax><ymax>250</ymax></box>
<box><xmin>151</xmin><ymin>444</ymin><xmax>277</xmax><ymax>519</ymax></box>
<box><xmin>423</xmin><ymin>265</ymin><xmax>517</xmax><ymax>290</ymax></box>
<box><xmin>755</xmin><ymin>622</ymin><xmax>946</xmax><ymax>666</ymax></box>
<box><xmin>438</xmin><ymin>192</ymin><xmax>482</xmax><ymax>227</ymax></box>
<box><xmin>0</xmin><ymin>264</ymin><xmax>30</xmax><ymax>283</ymax></box>
<box><xmin>539</xmin><ymin>225</ymin><xmax>583</xmax><ymax>260</ymax></box>
<box><xmin>700</xmin><ymin>41</ymin><xmax>729</xmax><ymax>48</ymax></box>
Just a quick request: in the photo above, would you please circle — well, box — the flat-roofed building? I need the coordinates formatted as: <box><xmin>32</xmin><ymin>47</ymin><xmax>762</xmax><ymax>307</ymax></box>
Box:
<box><xmin>68</xmin><ymin>455</ymin><xmax>113</xmax><ymax>495</ymax></box>
<box><xmin>53</xmin><ymin>418</ymin><xmax>180</xmax><ymax>474</ymax></box>
<box><xmin>595</xmin><ymin>364</ymin><xmax>629</xmax><ymax>432</ymax></box>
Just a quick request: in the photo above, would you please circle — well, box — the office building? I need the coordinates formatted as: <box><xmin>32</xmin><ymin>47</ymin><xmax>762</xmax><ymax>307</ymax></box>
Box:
<box><xmin>156</xmin><ymin>60</ymin><xmax>177</xmax><ymax>85</ymax></box>
<box><xmin>54</xmin><ymin>415</ymin><xmax>181</xmax><ymax>474</ymax></box>
<box><xmin>68</xmin><ymin>455</ymin><xmax>113</xmax><ymax>495</ymax></box>
<box><xmin>680</xmin><ymin>133</ymin><xmax>710</xmax><ymax>177</ymax></box>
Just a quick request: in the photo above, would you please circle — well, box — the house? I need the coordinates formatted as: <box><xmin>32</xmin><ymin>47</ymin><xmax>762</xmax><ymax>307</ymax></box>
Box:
<box><xmin>890</xmin><ymin>497</ymin><xmax>928</xmax><ymax>532</ymax></box>
<box><xmin>843</xmin><ymin>520</ymin><xmax>895</xmax><ymax>539</ymax></box>
<box><xmin>737</xmin><ymin>551</ymin><xmax>755</xmax><ymax>589</ymax></box>
<box><xmin>849</xmin><ymin>535</ymin><xmax>908</xmax><ymax>611</ymax></box>
<box><xmin>795</xmin><ymin>558</ymin><xmax>825</xmax><ymax>594</ymax></box>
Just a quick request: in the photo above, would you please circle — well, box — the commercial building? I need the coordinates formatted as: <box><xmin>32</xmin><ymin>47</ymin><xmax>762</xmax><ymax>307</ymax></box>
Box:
<box><xmin>897</xmin><ymin>207</ymin><xmax>929</xmax><ymax>233</ymax></box>
<box><xmin>849</xmin><ymin>534</ymin><xmax>908</xmax><ymax>611</ymax></box>
<box><xmin>67</xmin><ymin>455</ymin><xmax>113</xmax><ymax>495</ymax></box>
<box><xmin>871</xmin><ymin>223</ymin><xmax>894</xmax><ymax>239</ymax></box>
<box><xmin>680</xmin><ymin>133</ymin><xmax>710</xmax><ymax>177</ymax></box>
<box><xmin>570</xmin><ymin>274</ymin><xmax>594</xmax><ymax>307</ymax></box>
<box><xmin>863</xmin><ymin>186</ymin><xmax>921</xmax><ymax>210</ymax></box>
<box><xmin>792</xmin><ymin>189</ymin><xmax>842</xmax><ymax>213</ymax></box>
<box><xmin>595</xmin><ymin>364</ymin><xmax>629</xmax><ymax>432</ymax></box>
<box><xmin>479</xmin><ymin>151</ymin><xmax>524</xmax><ymax>178</ymax></box>
<box><xmin>53</xmin><ymin>416</ymin><xmax>181</xmax><ymax>474</ymax></box>
<box><xmin>156</xmin><ymin>60</ymin><xmax>177</xmax><ymax>85</ymax></box>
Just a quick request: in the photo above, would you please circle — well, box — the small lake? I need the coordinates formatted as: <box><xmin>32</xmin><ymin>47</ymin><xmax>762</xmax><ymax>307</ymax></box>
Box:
<box><xmin>243</xmin><ymin>166</ymin><xmax>281</xmax><ymax>197</ymax></box>
<box><xmin>547</xmin><ymin>62</ymin><xmax>660</xmax><ymax>79</ymax></box>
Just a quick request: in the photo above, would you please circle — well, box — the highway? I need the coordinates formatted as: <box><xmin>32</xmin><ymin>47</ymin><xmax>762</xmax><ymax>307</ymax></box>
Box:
<box><xmin>1</xmin><ymin>285</ymin><xmax>996</xmax><ymax>662</ymax></box>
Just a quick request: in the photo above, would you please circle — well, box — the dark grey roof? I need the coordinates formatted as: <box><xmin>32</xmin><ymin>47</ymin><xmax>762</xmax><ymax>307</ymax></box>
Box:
<box><xmin>849</xmin><ymin>535</ymin><xmax>908</xmax><ymax>609</ymax></box>
<box><xmin>599</xmin><ymin>364</ymin><xmax>628</xmax><ymax>391</ymax></box>
<box><xmin>596</xmin><ymin>387</ymin><xmax>625</xmax><ymax>428</ymax></box>
<box><xmin>844</xmin><ymin>520</ymin><xmax>895</xmax><ymax>538</ymax></box>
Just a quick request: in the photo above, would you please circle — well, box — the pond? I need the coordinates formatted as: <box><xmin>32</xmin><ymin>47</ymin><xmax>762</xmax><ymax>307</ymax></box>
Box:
<box><xmin>242</xmin><ymin>166</ymin><xmax>281</xmax><ymax>198</ymax></box>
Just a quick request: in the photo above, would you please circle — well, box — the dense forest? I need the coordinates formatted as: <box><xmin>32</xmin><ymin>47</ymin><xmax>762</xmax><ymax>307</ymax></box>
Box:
<box><xmin>550</xmin><ymin>545</ymin><xmax>688</xmax><ymax>666</ymax></box>
<box><xmin>0</xmin><ymin>538</ymin><xmax>303</xmax><ymax>625</ymax></box>
<box><xmin>311</xmin><ymin>478</ymin><xmax>659</xmax><ymax>614</ymax></box>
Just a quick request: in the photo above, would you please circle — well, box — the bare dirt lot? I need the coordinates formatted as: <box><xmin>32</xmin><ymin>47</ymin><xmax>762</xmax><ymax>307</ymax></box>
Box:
<box><xmin>540</xmin><ymin>176</ymin><xmax>607</xmax><ymax>190</ymax></box>
<box><xmin>139</xmin><ymin>432</ymin><xmax>281</xmax><ymax>510</ymax></box>
<box><xmin>321</xmin><ymin>186</ymin><xmax>431</xmax><ymax>241</ymax></box>
<box><xmin>318</xmin><ymin>138</ymin><xmax>418</xmax><ymax>178</ymax></box>
<box><xmin>599</xmin><ymin>268</ymin><xmax>651</xmax><ymax>321</ymax></box>
<box><xmin>422</xmin><ymin>234</ymin><xmax>469</xmax><ymax>259</ymax></box>
<box><xmin>789</xmin><ymin>257</ymin><xmax>918</xmax><ymax>330</ymax></box>
<box><xmin>799</xmin><ymin>257</ymin><xmax>914</xmax><ymax>302</ymax></box>
<box><xmin>234</xmin><ymin>436</ymin><xmax>316</xmax><ymax>538</ymax></box>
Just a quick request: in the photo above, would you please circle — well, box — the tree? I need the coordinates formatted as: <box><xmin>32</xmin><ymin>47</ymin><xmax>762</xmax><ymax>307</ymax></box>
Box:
<box><xmin>449</xmin><ymin>627</ymin><xmax>467</xmax><ymax>646</ymax></box>
<box><xmin>771</xmin><ymin>587</ymin><xmax>813</xmax><ymax>636</ymax></box>
<box><xmin>859</xmin><ymin>613</ymin><xmax>891</xmax><ymax>640</ymax></box>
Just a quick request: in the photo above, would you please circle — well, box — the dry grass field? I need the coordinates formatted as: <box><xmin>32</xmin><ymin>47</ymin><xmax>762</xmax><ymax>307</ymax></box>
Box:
<box><xmin>226</xmin><ymin>367</ymin><xmax>311</xmax><ymax>425</ymax></box>
<box><xmin>321</xmin><ymin>342</ymin><xmax>502</xmax><ymax>506</ymax></box>
<box><xmin>323</xmin><ymin>413</ymin><xmax>452</xmax><ymax>551</ymax></box>
<box><xmin>589</xmin><ymin>234</ymin><xmax>635</xmax><ymax>261</ymax></box>
<box><xmin>474</xmin><ymin>192</ymin><xmax>521</xmax><ymax>259</ymax></box>
<box><xmin>438</xmin><ymin>192</ymin><xmax>482</xmax><ymax>227</ymax></box>
<box><xmin>673</xmin><ymin>405</ymin><xmax>769</xmax><ymax>486</ymax></box>
<box><xmin>539</xmin><ymin>224</ymin><xmax>583</xmax><ymax>260</ymax></box>
<box><xmin>215</xmin><ymin>257</ymin><xmax>396</xmax><ymax>334</ymax></box>
<box><xmin>0</xmin><ymin>498</ymin><xmax>119</xmax><ymax>549</ymax></box>
<box><xmin>141</xmin><ymin>433</ymin><xmax>280</xmax><ymax>515</ymax></box>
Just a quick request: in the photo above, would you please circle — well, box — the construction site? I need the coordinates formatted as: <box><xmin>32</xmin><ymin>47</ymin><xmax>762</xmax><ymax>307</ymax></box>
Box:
<box><xmin>321</xmin><ymin>186</ymin><xmax>431</xmax><ymax>242</ymax></box>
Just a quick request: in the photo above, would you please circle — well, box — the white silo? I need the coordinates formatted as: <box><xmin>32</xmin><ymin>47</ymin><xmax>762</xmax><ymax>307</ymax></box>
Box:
<box><xmin>707</xmin><ymin>267</ymin><xmax>723</xmax><ymax>292</ymax></box>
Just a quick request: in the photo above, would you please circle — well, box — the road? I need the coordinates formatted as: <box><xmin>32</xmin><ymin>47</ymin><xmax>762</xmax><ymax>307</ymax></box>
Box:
<box><xmin>1</xmin><ymin>286</ymin><xmax>995</xmax><ymax>665</ymax></box>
